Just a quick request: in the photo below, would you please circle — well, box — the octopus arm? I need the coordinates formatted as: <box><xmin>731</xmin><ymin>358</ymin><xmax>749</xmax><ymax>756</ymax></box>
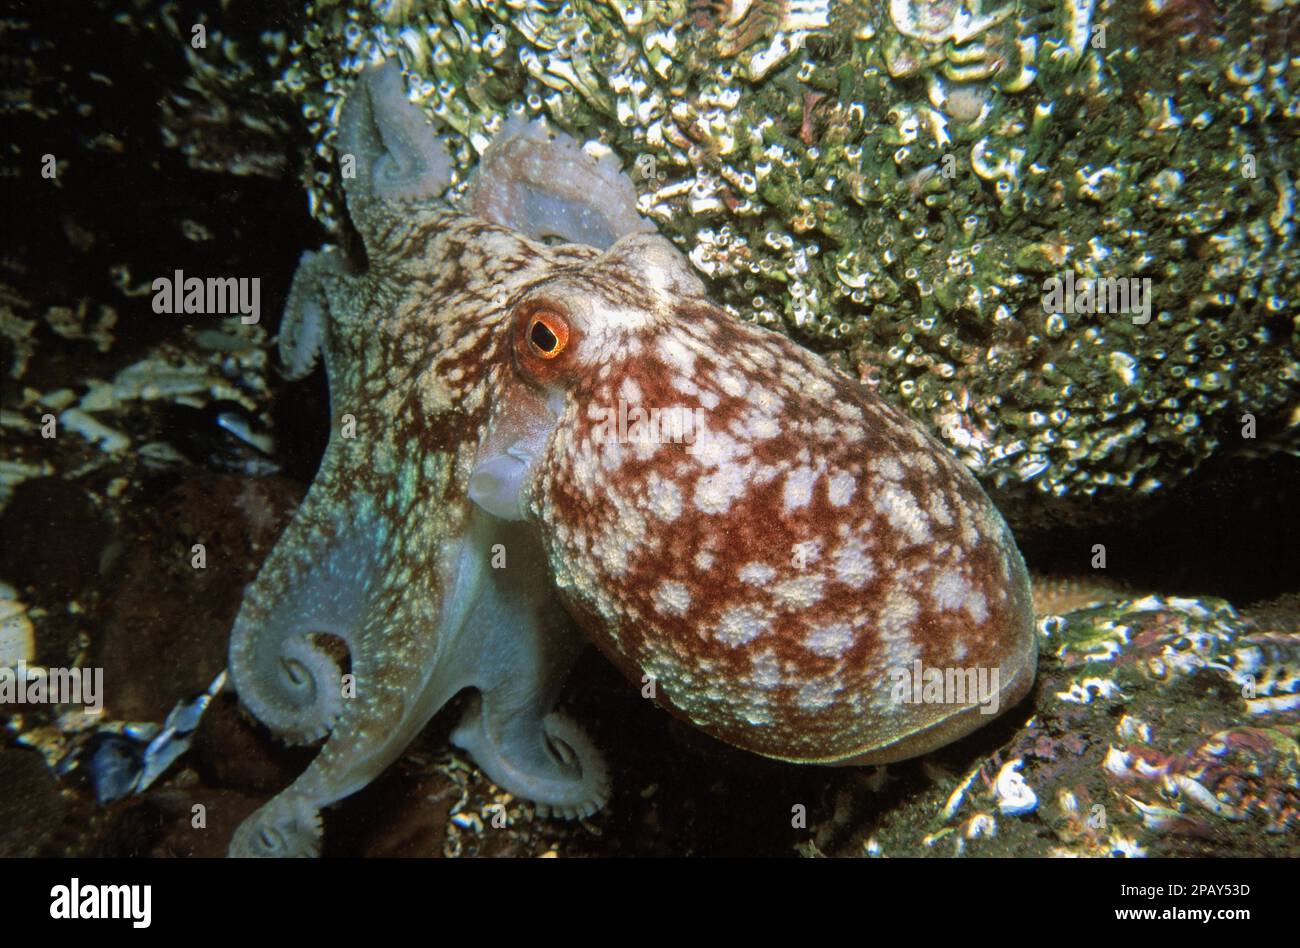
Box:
<box><xmin>277</xmin><ymin>246</ymin><xmax>349</xmax><ymax>380</ymax></box>
<box><xmin>443</xmin><ymin>510</ymin><xmax>610</xmax><ymax>819</ymax></box>
<box><xmin>335</xmin><ymin>59</ymin><xmax>455</xmax><ymax>257</ymax></box>
<box><xmin>461</xmin><ymin>114</ymin><xmax>655</xmax><ymax>250</ymax></box>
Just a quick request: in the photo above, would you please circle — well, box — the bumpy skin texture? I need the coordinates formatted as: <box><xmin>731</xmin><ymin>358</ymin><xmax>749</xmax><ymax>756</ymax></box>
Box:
<box><xmin>530</xmin><ymin>289</ymin><xmax>1039</xmax><ymax>764</ymax></box>
<box><xmin>227</xmin><ymin>60</ymin><xmax>1037</xmax><ymax>856</ymax></box>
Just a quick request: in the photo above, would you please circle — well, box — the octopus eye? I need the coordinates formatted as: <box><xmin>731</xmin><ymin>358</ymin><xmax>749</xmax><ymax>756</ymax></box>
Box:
<box><xmin>527</xmin><ymin>311</ymin><xmax>569</xmax><ymax>359</ymax></box>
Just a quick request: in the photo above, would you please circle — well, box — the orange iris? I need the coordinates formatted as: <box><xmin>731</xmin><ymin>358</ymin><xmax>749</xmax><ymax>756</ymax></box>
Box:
<box><xmin>527</xmin><ymin>311</ymin><xmax>570</xmax><ymax>359</ymax></box>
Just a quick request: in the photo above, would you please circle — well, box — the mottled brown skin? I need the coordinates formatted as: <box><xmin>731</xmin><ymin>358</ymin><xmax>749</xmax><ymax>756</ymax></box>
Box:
<box><xmin>512</xmin><ymin>240</ymin><xmax>1038</xmax><ymax>765</ymax></box>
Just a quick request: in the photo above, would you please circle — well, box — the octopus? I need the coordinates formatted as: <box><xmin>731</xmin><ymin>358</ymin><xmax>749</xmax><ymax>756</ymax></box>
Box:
<box><xmin>227</xmin><ymin>60</ymin><xmax>1038</xmax><ymax>857</ymax></box>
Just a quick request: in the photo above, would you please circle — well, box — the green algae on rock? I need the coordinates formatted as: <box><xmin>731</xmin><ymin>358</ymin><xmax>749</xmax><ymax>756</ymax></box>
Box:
<box><xmin>277</xmin><ymin>0</ymin><xmax>1299</xmax><ymax>527</ymax></box>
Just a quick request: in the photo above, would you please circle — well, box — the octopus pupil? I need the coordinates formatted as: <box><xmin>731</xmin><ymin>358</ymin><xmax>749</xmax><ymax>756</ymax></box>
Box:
<box><xmin>531</xmin><ymin>319</ymin><xmax>558</xmax><ymax>352</ymax></box>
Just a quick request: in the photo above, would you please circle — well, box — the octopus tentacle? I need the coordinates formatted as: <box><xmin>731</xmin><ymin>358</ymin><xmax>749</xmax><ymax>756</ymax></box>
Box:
<box><xmin>445</xmin><ymin>510</ymin><xmax>608</xmax><ymax>817</ymax></box>
<box><xmin>462</xmin><ymin>114</ymin><xmax>654</xmax><ymax>250</ymax></box>
<box><xmin>277</xmin><ymin>246</ymin><xmax>351</xmax><ymax>381</ymax></box>
<box><xmin>227</xmin><ymin>481</ymin><xmax>380</xmax><ymax>747</ymax></box>
<box><xmin>336</xmin><ymin>59</ymin><xmax>454</xmax><ymax>257</ymax></box>
<box><xmin>451</xmin><ymin>699</ymin><xmax>609</xmax><ymax>820</ymax></box>
<box><xmin>229</xmin><ymin>794</ymin><xmax>323</xmax><ymax>859</ymax></box>
<box><xmin>230</xmin><ymin>566</ymin><xmax>461</xmax><ymax>856</ymax></box>
<box><xmin>532</xmin><ymin>713</ymin><xmax>609</xmax><ymax>819</ymax></box>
